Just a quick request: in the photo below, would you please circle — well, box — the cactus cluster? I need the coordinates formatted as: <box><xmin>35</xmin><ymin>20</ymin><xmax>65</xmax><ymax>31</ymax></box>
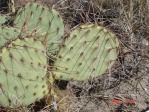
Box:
<box><xmin>0</xmin><ymin>1</ymin><xmax>119</xmax><ymax>109</ymax></box>
<box><xmin>0</xmin><ymin>2</ymin><xmax>64</xmax><ymax>107</ymax></box>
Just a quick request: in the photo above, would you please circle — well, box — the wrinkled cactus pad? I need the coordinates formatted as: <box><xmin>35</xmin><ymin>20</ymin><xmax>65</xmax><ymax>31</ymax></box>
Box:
<box><xmin>51</xmin><ymin>24</ymin><xmax>119</xmax><ymax>81</ymax></box>
<box><xmin>0</xmin><ymin>37</ymin><xmax>49</xmax><ymax>107</ymax></box>
<box><xmin>14</xmin><ymin>3</ymin><xmax>64</xmax><ymax>55</ymax></box>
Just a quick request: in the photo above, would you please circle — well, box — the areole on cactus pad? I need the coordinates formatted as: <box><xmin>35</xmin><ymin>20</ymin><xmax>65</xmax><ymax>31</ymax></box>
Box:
<box><xmin>14</xmin><ymin>3</ymin><xmax>64</xmax><ymax>56</ymax></box>
<box><xmin>51</xmin><ymin>24</ymin><xmax>119</xmax><ymax>81</ymax></box>
<box><xmin>0</xmin><ymin>36</ymin><xmax>49</xmax><ymax>107</ymax></box>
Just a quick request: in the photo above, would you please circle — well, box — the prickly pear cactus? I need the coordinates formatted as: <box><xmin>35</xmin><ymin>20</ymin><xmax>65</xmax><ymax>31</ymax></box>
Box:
<box><xmin>51</xmin><ymin>24</ymin><xmax>119</xmax><ymax>81</ymax></box>
<box><xmin>14</xmin><ymin>3</ymin><xmax>64</xmax><ymax>55</ymax></box>
<box><xmin>0</xmin><ymin>37</ymin><xmax>49</xmax><ymax>107</ymax></box>
<box><xmin>0</xmin><ymin>26</ymin><xmax>20</xmax><ymax>48</ymax></box>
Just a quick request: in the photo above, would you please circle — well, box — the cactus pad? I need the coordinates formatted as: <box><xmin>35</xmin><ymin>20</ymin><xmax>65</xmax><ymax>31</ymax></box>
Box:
<box><xmin>0</xmin><ymin>37</ymin><xmax>49</xmax><ymax>107</ymax></box>
<box><xmin>14</xmin><ymin>3</ymin><xmax>64</xmax><ymax>55</ymax></box>
<box><xmin>0</xmin><ymin>15</ymin><xmax>7</xmax><ymax>24</ymax></box>
<box><xmin>51</xmin><ymin>24</ymin><xmax>119</xmax><ymax>81</ymax></box>
<box><xmin>0</xmin><ymin>26</ymin><xmax>20</xmax><ymax>48</ymax></box>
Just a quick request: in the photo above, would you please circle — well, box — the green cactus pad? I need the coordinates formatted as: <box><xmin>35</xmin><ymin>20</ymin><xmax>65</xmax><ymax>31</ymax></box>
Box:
<box><xmin>51</xmin><ymin>24</ymin><xmax>119</xmax><ymax>81</ymax></box>
<box><xmin>0</xmin><ymin>15</ymin><xmax>8</xmax><ymax>24</ymax></box>
<box><xmin>14</xmin><ymin>3</ymin><xmax>64</xmax><ymax>55</ymax></box>
<box><xmin>0</xmin><ymin>37</ymin><xmax>49</xmax><ymax>107</ymax></box>
<box><xmin>0</xmin><ymin>26</ymin><xmax>20</xmax><ymax>48</ymax></box>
